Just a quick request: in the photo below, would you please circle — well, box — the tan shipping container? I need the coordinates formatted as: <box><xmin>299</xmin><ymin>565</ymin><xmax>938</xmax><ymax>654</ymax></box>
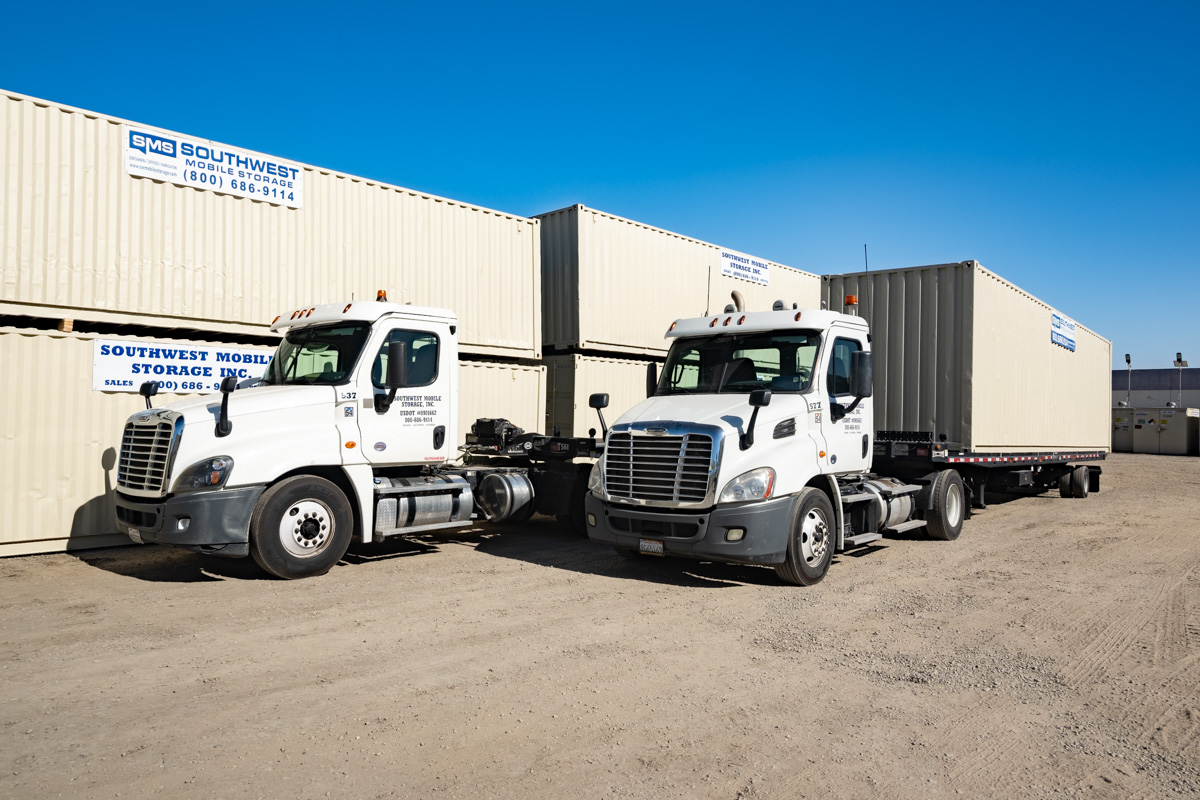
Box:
<box><xmin>0</xmin><ymin>90</ymin><xmax>541</xmax><ymax>359</ymax></box>
<box><xmin>545</xmin><ymin>353</ymin><xmax>656</xmax><ymax>438</ymax></box>
<box><xmin>823</xmin><ymin>261</ymin><xmax>1112</xmax><ymax>453</ymax></box>
<box><xmin>538</xmin><ymin>205</ymin><xmax>820</xmax><ymax>356</ymax></box>
<box><xmin>0</xmin><ymin>326</ymin><xmax>546</xmax><ymax>557</ymax></box>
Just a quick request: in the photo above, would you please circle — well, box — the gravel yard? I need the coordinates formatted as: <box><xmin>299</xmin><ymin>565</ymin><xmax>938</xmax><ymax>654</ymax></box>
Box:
<box><xmin>2</xmin><ymin>453</ymin><xmax>1198</xmax><ymax>798</ymax></box>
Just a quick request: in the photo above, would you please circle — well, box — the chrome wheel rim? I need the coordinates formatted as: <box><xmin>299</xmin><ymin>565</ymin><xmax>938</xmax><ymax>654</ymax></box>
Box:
<box><xmin>945</xmin><ymin>482</ymin><xmax>963</xmax><ymax>528</ymax></box>
<box><xmin>801</xmin><ymin>507</ymin><xmax>829</xmax><ymax>566</ymax></box>
<box><xmin>280</xmin><ymin>499</ymin><xmax>333</xmax><ymax>558</ymax></box>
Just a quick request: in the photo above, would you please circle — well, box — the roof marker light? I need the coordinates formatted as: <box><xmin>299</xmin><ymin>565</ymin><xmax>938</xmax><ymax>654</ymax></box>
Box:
<box><xmin>845</xmin><ymin>294</ymin><xmax>858</xmax><ymax>306</ymax></box>
<box><xmin>794</xmin><ymin>312</ymin><xmax>802</xmax><ymax>321</ymax></box>
<box><xmin>738</xmin><ymin>315</ymin><xmax>746</xmax><ymax>325</ymax></box>
<box><xmin>723</xmin><ymin>317</ymin><xmax>732</xmax><ymax>326</ymax></box>
<box><xmin>271</xmin><ymin>315</ymin><xmax>280</xmax><ymax>325</ymax></box>
<box><xmin>709</xmin><ymin>318</ymin><xmax>719</xmax><ymax>328</ymax></box>
<box><xmin>290</xmin><ymin>310</ymin><xmax>300</xmax><ymax>320</ymax></box>
<box><xmin>343</xmin><ymin>304</ymin><xmax>352</xmax><ymax>313</ymax></box>
<box><xmin>668</xmin><ymin>321</ymin><xmax>677</xmax><ymax>332</ymax></box>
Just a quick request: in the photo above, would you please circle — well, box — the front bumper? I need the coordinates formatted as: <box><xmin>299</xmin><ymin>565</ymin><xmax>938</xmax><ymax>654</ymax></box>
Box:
<box><xmin>584</xmin><ymin>492</ymin><xmax>796</xmax><ymax>565</ymax></box>
<box><xmin>114</xmin><ymin>485</ymin><xmax>266</xmax><ymax>558</ymax></box>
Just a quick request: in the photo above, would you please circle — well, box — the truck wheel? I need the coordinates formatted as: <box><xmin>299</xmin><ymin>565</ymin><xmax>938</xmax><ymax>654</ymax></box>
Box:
<box><xmin>1070</xmin><ymin>465</ymin><xmax>1090</xmax><ymax>499</ymax></box>
<box><xmin>926</xmin><ymin>469</ymin><xmax>965</xmax><ymax>541</ymax></box>
<box><xmin>775</xmin><ymin>488</ymin><xmax>835</xmax><ymax>586</ymax></box>
<box><xmin>557</xmin><ymin>478</ymin><xmax>590</xmax><ymax>536</ymax></box>
<box><xmin>1058</xmin><ymin>471</ymin><xmax>1073</xmax><ymax>498</ymax></box>
<box><xmin>250</xmin><ymin>476</ymin><xmax>353</xmax><ymax>579</ymax></box>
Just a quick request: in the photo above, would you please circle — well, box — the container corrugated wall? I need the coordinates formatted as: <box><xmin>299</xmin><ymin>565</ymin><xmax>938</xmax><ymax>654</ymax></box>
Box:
<box><xmin>458</xmin><ymin>359</ymin><xmax>546</xmax><ymax>437</ymax></box>
<box><xmin>824</xmin><ymin>262</ymin><xmax>1111</xmax><ymax>453</ymax></box>
<box><xmin>0</xmin><ymin>91</ymin><xmax>540</xmax><ymax>358</ymax></box>
<box><xmin>0</xmin><ymin>327</ymin><xmax>547</xmax><ymax>557</ymax></box>
<box><xmin>545</xmin><ymin>353</ymin><xmax>655</xmax><ymax>437</ymax></box>
<box><xmin>0</xmin><ymin>327</ymin><xmax>276</xmax><ymax>556</ymax></box>
<box><xmin>539</xmin><ymin>205</ymin><xmax>820</xmax><ymax>355</ymax></box>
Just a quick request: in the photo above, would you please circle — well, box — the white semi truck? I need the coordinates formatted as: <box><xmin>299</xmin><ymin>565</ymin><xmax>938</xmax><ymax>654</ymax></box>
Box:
<box><xmin>114</xmin><ymin>299</ymin><xmax>599</xmax><ymax>579</ymax></box>
<box><xmin>583</xmin><ymin>289</ymin><xmax>1105</xmax><ymax>585</ymax></box>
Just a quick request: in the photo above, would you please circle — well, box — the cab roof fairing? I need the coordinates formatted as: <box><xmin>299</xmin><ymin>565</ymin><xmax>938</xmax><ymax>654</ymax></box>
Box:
<box><xmin>270</xmin><ymin>301</ymin><xmax>457</xmax><ymax>332</ymax></box>
<box><xmin>664</xmin><ymin>309</ymin><xmax>869</xmax><ymax>340</ymax></box>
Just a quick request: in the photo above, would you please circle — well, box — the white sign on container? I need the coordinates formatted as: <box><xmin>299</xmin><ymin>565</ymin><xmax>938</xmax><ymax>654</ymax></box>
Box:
<box><xmin>93</xmin><ymin>339</ymin><xmax>274</xmax><ymax>394</ymax></box>
<box><xmin>719</xmin><ymin>249</ymin><xmax>771</xmax><ymax>286</ymax></box>
<box><xmin>123</xmin><ymin>125</ymin><xmax>303</xmax><ymax>208</ymax></box>
<box><xmin>1051</xmin><ymin>311</ymin><xmax>1077</xmax><ymax>352</ymax></box>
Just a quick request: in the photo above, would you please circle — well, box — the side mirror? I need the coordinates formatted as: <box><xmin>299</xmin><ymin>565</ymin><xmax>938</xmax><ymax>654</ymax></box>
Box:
<box><xmin>139</xmin><ymin>381</ymin><xmax>159</xmax><ymax>410</ymax></box>
<box><xmin>646</xmin><ymin>363</ymin><xmax>658</xmax><ymax>398</ymax></box>
<box><xmin>849</xmin><ymin>351</ymin><xmax>873</xmax><ymax>398</ymax></box>
<box><xmin>216</xmin><ymin>376</ymin><xmax>236</xmax><ymax>437</ymax></box>
<box><xmin>386</xmin><ymin>341</ymin><xmax>409</xmax><ymax>389</ymax></box>
<box><xmin>740</xmin><ymin>390</ymin><xmax>772</xmax><ymax>450</ymax></box>
<box><xmin>588</xmin><ymin>393</ymin><xmax>609</xmax><ymax>439</ymax></box>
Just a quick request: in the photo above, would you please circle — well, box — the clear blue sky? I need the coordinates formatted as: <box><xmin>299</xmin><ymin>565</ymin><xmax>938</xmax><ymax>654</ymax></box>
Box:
<box><xmin>4</xmin><ymin>1</ymin><xmax>1196</xmax><ymax>368</ymax></box>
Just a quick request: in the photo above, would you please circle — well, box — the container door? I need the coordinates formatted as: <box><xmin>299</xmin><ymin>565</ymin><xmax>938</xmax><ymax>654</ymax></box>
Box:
<box><xmin>818</xmin><ymin>329</ymin><xmax>872</xmax><ymax>473</ymax></box>
<box><xmin>355</xmin><ymin>324</ymin><xmax>453</xmax><ymax>465</ymax></box>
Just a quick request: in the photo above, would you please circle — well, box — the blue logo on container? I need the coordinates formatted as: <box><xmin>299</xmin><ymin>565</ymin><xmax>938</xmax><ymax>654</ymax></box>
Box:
<box><xmin>129</xmin><ymin>130</ymin><xmax>177</xmax><ymax>157</ymax></box>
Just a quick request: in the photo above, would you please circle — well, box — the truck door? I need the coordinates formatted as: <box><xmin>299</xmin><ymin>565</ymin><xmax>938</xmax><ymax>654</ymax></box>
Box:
<box><xmin>355</xmin><ymin>324</ymin><xmax>453</xmax><ymax>465</ymax></box>
<box><xmin>819</xmin><ymin>330</ymin><xmax>872</xmax><ymax>473</ymax></box>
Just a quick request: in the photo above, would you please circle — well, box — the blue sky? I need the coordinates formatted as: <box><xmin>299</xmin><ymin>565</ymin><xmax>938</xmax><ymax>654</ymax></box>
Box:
<box><xmin>3</xmin><ymin>1</ymin><xmax>1196</xmax><ymax>367</ymax></box>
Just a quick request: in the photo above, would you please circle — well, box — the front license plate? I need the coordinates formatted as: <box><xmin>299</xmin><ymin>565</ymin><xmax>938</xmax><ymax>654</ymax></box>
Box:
<box><xmin>639</xmin><ymin>539</ymin><xmax>664</xmax><ymax>556</ymax></box>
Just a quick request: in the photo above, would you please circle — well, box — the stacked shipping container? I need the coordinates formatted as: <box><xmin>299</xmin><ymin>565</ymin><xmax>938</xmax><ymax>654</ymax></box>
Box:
<box><xmin>0</xmin><ymin>90</ymin><xmax>546</xmax><ymax>555</ymax></box>
<box><xmin>537</xmin><ymin>205</ymin><xmax>821</xmax><ymax>435</ymax></box>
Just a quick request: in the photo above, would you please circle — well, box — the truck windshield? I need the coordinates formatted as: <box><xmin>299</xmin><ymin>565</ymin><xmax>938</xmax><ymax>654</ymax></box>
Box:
<box><xmin>262</xmin><ymin>323</ymin><xmax>372</xmax><ymax>386</ymax></box>
<box><xmin>656</xmin><ymin>330</ymin><xmax>821</xmax><ymax>395</ymax></box>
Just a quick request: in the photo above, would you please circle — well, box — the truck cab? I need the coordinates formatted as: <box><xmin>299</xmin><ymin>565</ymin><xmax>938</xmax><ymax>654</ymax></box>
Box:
<box><xmin>584</xmin><ymin>301</ymin><xmax>947</xmax><ymax>585</ymax></box>
<box><xmin>114</xmin><ymin>300</ymin><xmax>470</xmax><ymax>578</ymax></box>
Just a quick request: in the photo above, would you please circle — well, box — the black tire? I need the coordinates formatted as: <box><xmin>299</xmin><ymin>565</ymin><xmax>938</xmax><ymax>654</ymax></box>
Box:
<box><xmin>926</xmin><ymin>469</ymin><xmax>965</xmax><ymax>541</ymax></box>
<box><xmin>250</xmin><ymin>476</ymin><xmax>354</xmax><ymax>579</ymax></box>
<box><xmin>775</xmin><ymin>488</ymin><xmax>836</xmax><ymax>586</ymax></box>
<box><xmin>1070</xmin><ymin>465</ymin><xmax>1090</xmax><ymax>499</ymax></box>
<box><xmin>1058</xmin><ymin>471</ymin><xmax>1073</xmax><ymax>499</ymax></box>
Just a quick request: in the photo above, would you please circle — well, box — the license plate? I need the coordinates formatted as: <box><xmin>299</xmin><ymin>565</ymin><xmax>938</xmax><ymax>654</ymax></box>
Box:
<box><xmin>127</xmin><ymin>527</ymin><xmax>144</xmax><ymax>544</ymax></box>
<box><xmin>639</xmin><ymin>539</ymin><xmax>664</xmax><ymax>556</ymax></box>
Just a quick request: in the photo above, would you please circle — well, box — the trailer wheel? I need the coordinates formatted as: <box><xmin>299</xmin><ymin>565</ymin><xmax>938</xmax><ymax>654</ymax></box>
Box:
<box><xmin>1058</xmin><ymin>471</ymin><xmax>1073</xmax><ymax>498</ymax></box>
<box><xmin>1070</xmin><ymin>465</ymin><xmax>1090</xmax><ymax>499</ymax></box>
<box><xmin>926</xmin><ymin>469</ymin><xmax>965</xmax><ymax>541</ymax></box>
<box><xmin>775</xmin><ymin>488</ymin><xmax>835</xmax><ymax>586</ymax></box>
<box><xmin>250</xmin><ymin>476</ymin><xmax>353</xmax><ymax>579</ymax></box>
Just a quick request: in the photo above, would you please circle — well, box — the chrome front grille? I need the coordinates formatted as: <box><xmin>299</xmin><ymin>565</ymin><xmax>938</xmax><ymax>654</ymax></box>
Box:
<box><xmin>117</xmin><ymin>413</ymin><xmax>182</xmax><ymax>497</ymax></box>
<box><xmin>604</xmin><ymin>430</ymin><xmax>715</xmax><ymax>505</ymax></box>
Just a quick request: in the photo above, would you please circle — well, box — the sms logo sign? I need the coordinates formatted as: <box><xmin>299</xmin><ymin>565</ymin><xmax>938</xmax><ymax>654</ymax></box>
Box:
<box><xmin>128</xmin><ymin>130</ymin><xmax>177</xmax><ymax>157</ymax></box>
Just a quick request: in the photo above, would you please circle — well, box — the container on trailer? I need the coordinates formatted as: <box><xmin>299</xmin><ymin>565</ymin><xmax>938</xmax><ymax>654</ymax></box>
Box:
<box><xmin>0</xmin><ymin>91</ymin><xmax>541</xmax><ymax>359</ymax></box>
<box><xmin>545</xmin><ymin>353</ymin><xmax>657</xmax><ymax>438</ymax></box>
<box><xmin>823</xmin><ymin>261</ymin><xmax>1111</xmax><ymax>453</ymax></box>
<box><xmin>459</xmin><ymin>359</ymin><xmax>546</xmax><ymax>439</ymax></box>
<box><xmin>538</xmin><ymin>205</ymin><xmax>821</xmax><ymax>356</ymax></box>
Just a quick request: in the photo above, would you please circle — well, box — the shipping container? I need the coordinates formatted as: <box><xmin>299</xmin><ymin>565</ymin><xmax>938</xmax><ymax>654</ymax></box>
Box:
<box><xmin>0</xmin><ymin>325</ymin><xmax>546</xmax><ymax>557</ymax></box>
<box><xmin>538</xmin><ymin>205</ymin><xmax>820</xmax><ymax>356</ymax></box>
<box><xmin>545</xmin><ymin>353</ymin><xmax>657</xmax><ymax>438</ymax></box>
<box><xmin>0</xmin><ymin>90</ymin><xmax>541</xmax><ymax>358</ymax></box>
<box><xmin>1112</xmin><ymin>408</ymin><xmax>1133</xmax><ymax>452</ymax></box>
<box><xmin>824</xmin><ymin>261</ymin><xmax>1111</xmax><ymax>453</ymax></box>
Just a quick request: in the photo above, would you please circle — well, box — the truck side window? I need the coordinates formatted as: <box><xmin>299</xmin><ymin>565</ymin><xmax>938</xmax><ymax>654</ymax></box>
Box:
<box><xmin>372</xmin><ymin>330</ymin><xmax>439</xmax><ymax>389</ymax></box>
<box><xmin>827</xmin><ymin>338</ymin><xmax>861</xmax><ymax>397</ymax></box>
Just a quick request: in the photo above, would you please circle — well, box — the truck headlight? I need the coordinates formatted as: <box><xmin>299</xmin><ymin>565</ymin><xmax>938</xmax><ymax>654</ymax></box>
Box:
<box><xmin>719</xmin><ymin>467</ymin><xmax>775</xmax><ymax>504</ymax></box>
<box><xmin>173</xmin><ymin>456</ymin><xmax>235</xmax><ymax>493</ymax></box>
<box><xmin>587</xmin><ymin>462</ymin><xmax>603</xmax><ymax>495</ymax></box>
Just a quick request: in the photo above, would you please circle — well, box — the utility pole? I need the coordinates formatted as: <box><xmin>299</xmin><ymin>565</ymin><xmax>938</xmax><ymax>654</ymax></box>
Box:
<box><xmin>1125</xmin><ymin>353</ymin><xmax>1132</xmax><ymax>407</ymax></box>
<box><xmin>1174</xmin><ymin>352</ymin><xmax>1188</xmax><ymax>407</ymax></box>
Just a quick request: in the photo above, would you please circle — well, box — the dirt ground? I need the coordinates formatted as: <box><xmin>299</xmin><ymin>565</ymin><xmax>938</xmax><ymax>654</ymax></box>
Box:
<box><xmin>2</xmin><ymin>453</ymin><xmax>1199</xmax><ymax>799</ymax></box>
